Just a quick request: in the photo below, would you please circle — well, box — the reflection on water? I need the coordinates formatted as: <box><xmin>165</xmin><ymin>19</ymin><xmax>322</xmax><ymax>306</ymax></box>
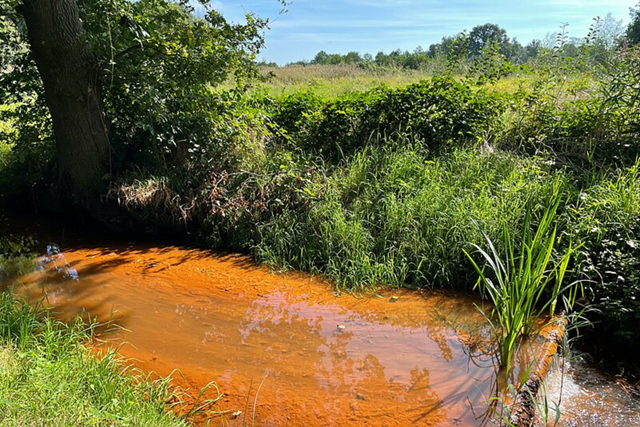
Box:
<box><xmin>2</xmin><ymin>242</ymin><xmax>539</xmax><ymax>426</ymax></box>
<box><xmin>40</xmin><ymin>244</ymin><xmax>79</xmax><ymax>280</ymax></box>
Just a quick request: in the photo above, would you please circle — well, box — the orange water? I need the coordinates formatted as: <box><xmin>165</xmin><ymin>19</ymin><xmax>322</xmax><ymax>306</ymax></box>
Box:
<box><xmin>5</xmin><ymin>240</ymin><xmax>505</xmax><ymax>426</ymax></box>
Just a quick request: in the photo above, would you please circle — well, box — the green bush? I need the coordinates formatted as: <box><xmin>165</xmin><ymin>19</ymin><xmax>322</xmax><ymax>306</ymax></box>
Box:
<box><xmin>262</xmin><ymin>77</ymin><xmax>506</xmax><ymax>161</ymax></box>
<box><xmin>567</xmin><ymin>161</ymin><xmax>640</xmax><ymax>353</ymax></box>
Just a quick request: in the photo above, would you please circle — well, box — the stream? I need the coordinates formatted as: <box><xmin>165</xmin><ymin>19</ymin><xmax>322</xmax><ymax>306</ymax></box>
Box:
<box><xmin>1</xmin><ymin>214</ymin><xmax>639</xmax><ymax>426</ymax></box>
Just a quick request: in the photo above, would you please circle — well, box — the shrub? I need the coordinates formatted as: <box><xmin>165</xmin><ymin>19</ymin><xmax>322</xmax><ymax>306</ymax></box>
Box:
<box><xmin>262</xmin><ymin>77</ymin><xmax>507</xmax><ymax>161</ymax></box>
<box><xmin>567</xmin><ymin>161</ymin><xmax>640</xmax><ymax>354</ymax></box>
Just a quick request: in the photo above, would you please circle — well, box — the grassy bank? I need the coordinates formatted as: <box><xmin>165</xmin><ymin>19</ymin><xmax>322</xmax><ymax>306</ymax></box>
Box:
<box><xmin>195</xmin><ymin>58</ymin><xmax>640</xmax><ymax>370</ymax></box>
<box><xmin>0</xmin><ymin>291</ymin><xmax>193</xmax><ymax>427</ymax></box>
<box><xmin>251</xmin><ymin>145</ymin><xmax>567</xmax><ymax>289</ymax></box>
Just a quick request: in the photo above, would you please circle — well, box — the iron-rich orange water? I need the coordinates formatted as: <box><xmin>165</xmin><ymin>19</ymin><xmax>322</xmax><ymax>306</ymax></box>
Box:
<box><xmin>4</xmin><ymin>211</ymin><xmax>639</xmax><ymax>426</ymax></box>
<box><xmin>7</xmin><ymin>240</ymin><xmax>503</xmax><ymax>426</ymax></box>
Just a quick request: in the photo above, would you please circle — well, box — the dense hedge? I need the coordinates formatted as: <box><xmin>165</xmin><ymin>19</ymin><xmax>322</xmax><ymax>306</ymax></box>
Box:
<box><xmin>260</xmin><ymin>77</ymin><xmax>505</xmax><ymax>159</ymax></box>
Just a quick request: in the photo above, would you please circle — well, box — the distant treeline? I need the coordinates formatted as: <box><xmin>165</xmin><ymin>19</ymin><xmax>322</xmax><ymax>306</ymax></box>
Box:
<box><xmin>264</xmin><ymin>12</ymin><xmax>640</xmax><ymax>68</ymax></box>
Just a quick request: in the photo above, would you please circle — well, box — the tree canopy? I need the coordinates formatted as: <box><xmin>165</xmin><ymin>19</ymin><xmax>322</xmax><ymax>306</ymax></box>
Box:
<box><xmin>628</xmin><ymin>1</ymin><xmax>640</xmax><ymax>44</ymax></box>
<box><xmin>1</xmin><ymin>0</ymin><xmax>276</xmax><ymax>216</ymax></box>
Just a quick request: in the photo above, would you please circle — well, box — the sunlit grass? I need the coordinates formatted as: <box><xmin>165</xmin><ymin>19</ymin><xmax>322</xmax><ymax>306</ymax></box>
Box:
<box><xmin>252</xmin><ymin>143</ymin><xmax>573</xmax><ymax>290</ymax></box>
<box><xmin>254</xmin><ymin>64</ymin><xmax>434</xmax><ymax>97</ymax></box>
<box><xmin>0</xmin><ymin>292</ymin><xmax>203</xmax><ymax>427</ymax></box>
<box><xmin>250</xmin><ymin>65</ymin><xmax>598</xmax><ymax>99</ymax></box>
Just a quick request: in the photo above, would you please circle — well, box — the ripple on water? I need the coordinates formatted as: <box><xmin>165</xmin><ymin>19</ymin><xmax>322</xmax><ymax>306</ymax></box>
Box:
<box><xmin>541</xmin><ymin>355</ymin><xmax>640</xmax><ymax>427</ymax></box>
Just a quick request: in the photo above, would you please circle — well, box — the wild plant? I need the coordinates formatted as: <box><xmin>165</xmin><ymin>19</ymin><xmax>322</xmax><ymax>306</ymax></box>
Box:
<box><xmin>464</xmin><ymin>185</ymin><xmax>581</xmax><ymax>374</ymax></box>
<box><xmin>0</xmin><ymin>291</ymin><xmax>223</xmax><ymax>426</ymax></box>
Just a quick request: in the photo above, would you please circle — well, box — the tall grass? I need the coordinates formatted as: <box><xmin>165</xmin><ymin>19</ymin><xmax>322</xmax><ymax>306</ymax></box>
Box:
<box><xmin>252</xmin><ymin>143</ymin><xmax>572</xmax><ymax>290</ymax></box>
<box><xmin>255</xmin><ymin>64</ymin><xmax>434</xmax><ymax>97</ymax></box>
<box><xmin>464</xmin><ymin>186</ymin><xmax>580</xmax><ymax>372</ymax></box>
<box><xmin>0</xmin><ymin>292</ymin><xmax>195</xmax><ymax>427</ymax></box>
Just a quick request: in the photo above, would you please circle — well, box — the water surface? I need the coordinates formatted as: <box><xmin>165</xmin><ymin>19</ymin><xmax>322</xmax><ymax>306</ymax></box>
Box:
<box><xmin>6</xmin><ymin>240</ymin><xmax>504</xmax><ymax>426</ymax></box>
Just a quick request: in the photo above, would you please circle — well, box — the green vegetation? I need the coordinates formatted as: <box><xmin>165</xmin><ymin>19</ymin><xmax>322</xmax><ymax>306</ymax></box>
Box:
<box><xmin>209</xmin><ymin>45</ymin><xmax>640</xmax><ymax>374</ymax></box>
<box><xmin>0</xmin><ymin>235</ymin><xmax>36</xmax><ymax>281</ymax></box>
<box><xmin>0</xmin><ymin>292</ymin><xmax>195</xmax><ymax>426</ymax></box>
<box><xmin>464</xmin><ymin>188</ymin><xmax>579</xmax><ymax>373</ymax></box>
<box><xmin>245</xmin><ymin>146</ymin><xmax>557</xmax><ymax>289</ymax></box>
<box><xmin>254</xmin><ymin>64</ymin><xmax>435</xmax><ymax>97</ymax></box>
<box><xmin>2</xmin><ymin>0</ymin><xmax>640</xmax><ymax>413</ymax></box>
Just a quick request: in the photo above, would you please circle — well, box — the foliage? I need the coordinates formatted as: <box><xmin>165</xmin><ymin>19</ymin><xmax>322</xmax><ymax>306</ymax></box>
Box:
<box><xmin>567</xmin><ymin>161</ymin><xmax>640</xmax><ymax>352</ymax></box>
<box><xmin>468</xmin><ymin>23</ymin><xmax>511</xmax><ymax>58</ymax></box>
<box><xmin>595</xmin><ymin>50</ymin><xmax>640</xmax><ymax>157</ymax></box>
<box><xmin>77</xmin><ymin>0</ymin><xmax>269</xmax><ymax>172</ymax></box>
<box><xmin>287</xmin><ymin>21</ymin><xmax>612</xmax><ymax>71</ymax></box>
<box><xmin>627</xmin><ymin>2</ymin><xmax>640</xmax><ymax>45</ymax></box>
<box><xmin>0</xmin><ymin>2</ymin><xmax>27</xmax><ymax>71</ymax></box>
<box><xmin>200</xmin><ymin>149</ymin><xmax>323</xmax><ymax>250</ymax></box>
<box><xmin>263</xmin><ymin>76</ymin><xmax>505</xmax><ymax>160</ymax></box>
<box><xmin>0</xmin><ymin>4</ymin><xmax>55</xmax><ymax>197</ymax></box>
<box><xmin>0</xmin><ymin>234</ymin><xmax>37</xmax><ymax>281</ymax></box>
<box><xmin>467</xmin><ymin>40</ymin><xmax>515</xmax><ymax>85</ymax></box>
<box><xmin>0</xmin><ymin>0</ymin><xmax>276</xmax><ymax>199</ymax></box>
<box><xmin>464</xmin><ymin>187</ymin><xmax>580</xmax><ymax>372</ymax></box>
<box><xmin>495</xmin><ymin>47</ymin><xmax>640</xmax><ymax>167</ymax></box>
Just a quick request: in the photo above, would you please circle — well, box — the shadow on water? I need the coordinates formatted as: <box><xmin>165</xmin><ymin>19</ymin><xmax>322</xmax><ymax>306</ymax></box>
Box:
<box><xmin>2</xmin><ymin>238</ymin><xmax>505</xmax><ymax>426</ymax></box>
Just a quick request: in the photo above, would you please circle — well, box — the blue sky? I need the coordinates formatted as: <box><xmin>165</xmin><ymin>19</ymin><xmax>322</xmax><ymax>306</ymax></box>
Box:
<box><xmin>207</xmin><ymin>0</ymin><xmax>638</xmax><ymax>64</ymax></box>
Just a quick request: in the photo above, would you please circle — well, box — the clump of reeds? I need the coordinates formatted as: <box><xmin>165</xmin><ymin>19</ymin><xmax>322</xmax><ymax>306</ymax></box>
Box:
<box><xmin>464</xmin><ymin>184</ymin><xmax>581</xmax><ymax>373</ymax></box>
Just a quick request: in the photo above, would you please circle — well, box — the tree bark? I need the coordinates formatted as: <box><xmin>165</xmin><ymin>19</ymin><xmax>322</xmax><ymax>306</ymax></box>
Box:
<box><xmin>21</xmin><ymin>0</ymin><xmax>111</xmax><ymax>210</ymax></box>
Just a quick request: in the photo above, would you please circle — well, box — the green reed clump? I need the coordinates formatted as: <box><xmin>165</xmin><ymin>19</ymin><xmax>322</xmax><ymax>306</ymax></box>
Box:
<box><xmin>0</xmin><ymin>292</ymin><xmax>192</xmax><ymax>427</ymax></box>
<box><xmin>464</xmin><ymin>185</ymin><xmax>580</xmax><ymax>372</ymax></box>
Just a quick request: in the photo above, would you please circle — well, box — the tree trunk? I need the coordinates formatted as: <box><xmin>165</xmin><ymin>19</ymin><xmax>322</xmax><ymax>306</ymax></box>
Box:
<box><xmin>21</xmin><ymin>0</ymin><xmax>111</xmax><ymax>210</ymax></box>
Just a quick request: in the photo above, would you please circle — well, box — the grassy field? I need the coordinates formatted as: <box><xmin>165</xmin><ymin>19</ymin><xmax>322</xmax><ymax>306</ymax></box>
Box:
<box><xmin>254</xmin><ymin>64</ymin><xmax>435</xmax><ymax>97</ymax></box>
<box><xmin>254</xmin><ymin>63</ymin><xmax>599</xmax><ymax>99</ymax></box>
